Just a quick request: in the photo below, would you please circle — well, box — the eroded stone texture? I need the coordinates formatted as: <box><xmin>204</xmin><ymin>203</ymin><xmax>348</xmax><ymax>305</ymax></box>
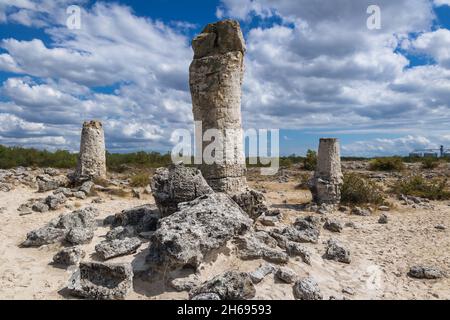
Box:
<box><xmin>151</xmin><ymin>164</ymin><xmax>213</xmax><ymax>217</ymax></box>
<box><xmin>146</xmin><ymin>193</ymin><xmax>252</xmax><ymax>271</ymax></box>
<box><xmin>309</xmin><ymin>138</ymin><xmax>343</xmax><ymax>204</ymax></box>
<box><xmin>74</xmin><ymin>121</ymin><xmax>106</xmax><ymax>181</ymax></box>
<box><xmin>189</xmin><ymin>19</ymin><xmax>247</xmax><ymax>193</ymax></box>
<box><xmin>68</xmin><ymin>262</ymin><xmax>133</xmax><ymax>300</ymax></box>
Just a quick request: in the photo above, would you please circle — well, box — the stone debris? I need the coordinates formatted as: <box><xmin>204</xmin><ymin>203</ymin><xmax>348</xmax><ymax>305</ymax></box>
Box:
<box><xmin>378</xmin><ymin>205</ymin><xmax>390</xmax><ymax>211</ymax></box>
<box><xmin>53</xmin><ymin>246</ymin><xmax>85</xmax><ymax>266</ymax></box>
<box><xmin>276</xmin><ymin>267</ymin><xmax>297</xmax><ymax>284</ymax></box>
<box><xmin>189</xmin><ymin>271</ymin><xmax>255</xmax><ymax>300</ymax></box>
<box><xmin>351</xmin><ymin>207</ymin><xmax>371</xmax><ymax>216</ymax></box>
<box><xmin>235</xmin><ymin>233</ymin><xmax>289</xmax><ymax>264</ymax></box>
<box><xmin>151</xmin><ymin>164</ymin><xmax>213</xmax><ymax>217</ymax></box>
<box><xmin>191</xmin><ymin>293</ymin><xmax>221</xmax><ymax>300</ymax></box>
<box><xmin>37</xmin><ymin>174</ymin><xmax>69</xmax><ymax>193</ymax></box>
<box><xmin>45</xmin><ymin>193</ymin><xmax>67</xmax><ymax>210</ymax></box>
<box><xmin>378</xmin><ymin>214</ymin><xmax>389</xmax><ymax>224</ymax></box>
<box><xmin>106</xmin><ymin>226</ymin><xmax>137</xmax><ymax>241</ymax></box>
<box><xmin>169</xmin><ymin>274</ymin><xmax>201</xmax><ymax>292</ymax></box>
<box><xmin>293</xmin><ymin>277</ymin><xmax>323</xmax><ymax>300</ymax></box>
<box><xmin>248</xmin><ymin>263</ymin><xmax>276</xmax><ymax>284</ymax></box>
<box><xmin>285</xmin><ymin>242</ymin><xmax>312</xmax><ymax>265</ymax></box>
<box><xmin>309</xmin><ymin>138</ymin><xmax>343</xmax><ymax>205</ymax></box>
<box><xmin>189</xmin><ymin>19</ymin><xmax>247</xmax><ymax>193</ymax></box>
<box><xmin>73</xmin><ymin>121</ymin><xmax>107</xmax><ymax>182</ymax></box>
<box><xmin>22</xmin><ymin>207</ymin><xmax>98</xmax><ymax>247</ymax></box>
<box><xmin>65</xmin><ymin>227</ymin><xmax>94</xmax><ymax>245</ymax></box>
<box><xmin>408</xmin><ymin>266</ymin><xmax>445</xmax><ymax>279</ymax></box>
<box><xmin>434</xmin><ymin>224</ymin><xmax>446</xmax><ymax>230</ymax></box>
<box><xmin>68</xmin><ymin>262</ymin><xmax>133</xmax><ymax>300</ymax></box>
<box><xmin>323</xmin><ymin>239</ymin><xmax>351</xmax><ymax>264</ymax></box>
<box><xmin>147</xmin><ymin>193</ymin><xmax>252</xmax><ymax>271</ymax></box>
<box><xmin>111</xmin><ymin>205</ymin><xmax>160</xmax><ymax>234</ymax></box>
<box><xmin>323</xmin><ymin>218</ymin><xmax>343</xmax><ymax>233</ymax></box>
<box><xmin>95</xmin><ymin>237</ymin><xmax>142</xmax><ymax>260</ymax></box>
<box><xmin>276</xmin><ymin>216</ymin><xmax>321</xmax><ymax>244</ymax></box>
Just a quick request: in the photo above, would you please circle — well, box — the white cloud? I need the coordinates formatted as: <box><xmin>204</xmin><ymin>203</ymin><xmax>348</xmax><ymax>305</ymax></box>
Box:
<box><xmin>434</xmin><ymin>0</ymin><xmax>450</xmax><ymax>7</ymax></box>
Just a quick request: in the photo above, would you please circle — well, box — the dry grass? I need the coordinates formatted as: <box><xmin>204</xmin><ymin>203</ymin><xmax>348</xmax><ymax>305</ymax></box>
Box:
<box><xmin>341</xmin><ymin>173</ymin><xmax>385</xmax><ymax>206</ymax></box>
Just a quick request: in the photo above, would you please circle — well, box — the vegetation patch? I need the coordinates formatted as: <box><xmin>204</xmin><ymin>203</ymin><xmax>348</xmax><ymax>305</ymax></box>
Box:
<box><xmin>392</xmin><ymin>175</ymin><xmax>450</xmax><ymax>200</ymax></box>
<box><xmin>369</xmin><ymin>157</ymin><xmax>405</xmax><ymax>171</ymax></box>
<box><xmin>341</xmin><ymin>173</ymin><xmax>385</xmax><ymax>206</ymax></box>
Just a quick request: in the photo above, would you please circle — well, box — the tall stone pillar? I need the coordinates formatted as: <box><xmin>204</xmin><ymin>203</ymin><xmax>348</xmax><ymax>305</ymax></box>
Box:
<box><xmin>74</xmin><ymin>120</ymin><xmax>107</xmax><ymax>181</ymax></box>
<box><xmin>189</xmin><ymin>19</ymin><xmax>247</xmax><ymax>193</ymax></box>
<box><xmin>309</xmin><ymin>138</ymin><xmax>343</xmax><ymax>204</ymax></box>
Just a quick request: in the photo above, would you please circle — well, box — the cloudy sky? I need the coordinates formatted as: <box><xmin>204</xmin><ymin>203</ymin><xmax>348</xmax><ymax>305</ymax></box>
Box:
<box><xmin>0</xmin><ymin>0</ymin><xmax>450</xmax><ymax>156</ymax></box>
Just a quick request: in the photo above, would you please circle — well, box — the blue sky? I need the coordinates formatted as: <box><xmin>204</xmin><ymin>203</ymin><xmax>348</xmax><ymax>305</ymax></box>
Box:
<box><xmin>0</xmin><ymin>0</ymin><xmax>450</xmax><ymax>156</ymax></box>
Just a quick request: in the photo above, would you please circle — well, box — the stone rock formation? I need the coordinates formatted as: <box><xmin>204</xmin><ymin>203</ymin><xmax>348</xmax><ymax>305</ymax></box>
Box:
<box><xmin>293</xmin><ymin>277</ymin><xmax>323</xmax><ymax>300</ymax></box>
<box><xmin>189</xmin><ymin>19</ymin><xmax>247</xmax><ymax>193</ymax></box>
<box><xmin>68</xmin><ymin>262</ymin><xmax>133</xmax><ymax>300</ymax></box>
<box><xmin>53</xmin><ymin>246</ymin><xmax>85</xmax><ymax>266</ymax></box>
<box><xmin>189</xmin><ymin>271</ymin><xmax>256</xmax><ymax>300</ymax></box>
<box><xmin>74</xmin><ymin>121</ymin><xmax>107</xmax><ymax>182</ymax></box>
<box><xmin>146</xmin><ymin>193</ymin><xmax>252</xmax><ymax>271</ymax></box>
<box><xmin>95</xmin><ymin>238</ymin><xmax>142</xmax><ymax>260</ymax></box>
<box><xmin>151</xmin><ymin>164</ymin><xmax>213</xmax><ymax>217</ymax></box>
<box><xmin>309</xmin><ymin>138</ymin><xmax>343</xmax><ymax>204</ymax></box>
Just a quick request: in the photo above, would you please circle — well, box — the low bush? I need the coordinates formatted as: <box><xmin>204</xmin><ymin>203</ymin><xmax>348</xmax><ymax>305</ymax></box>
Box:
<box><xmin>392</xmin><ymin>175</ymin><xmax>450</xmax><ymax>200</ymax></box>
<box><xmin>421</xmin><ymin>158</ymin><xmax>440</xmax><ymax>170</ymax></box>
<box><xmin>303</xmin><ymin>149</ymin><xmax>317</xmax><ymax>171</ymax></box>
<box><xmin>341</xmin><ymin>173</ymin><xmax>385</xmax><ymax>206</ymax></box>
<box><xmin>369</xmin><ymin>157</ymin><xmax>404</xmax><ymax>171</ymax></box>
<box><xmin>130</xmin><ymin>172</ymin><xmax>150</xmax><ymax>187</ymax></box>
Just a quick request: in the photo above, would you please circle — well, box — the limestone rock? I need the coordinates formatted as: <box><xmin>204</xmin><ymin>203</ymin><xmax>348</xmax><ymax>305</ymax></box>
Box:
<box><xmin>309</xmin><ymin>138</ymin><xmax>343</xmax><ymax>204</ymax></box>
<box><xmin>74</xmin><ymin>121</ymin><xmax>107</xmax><ymax>181</ymax></box>
<box><xmin>293</xmin><ymin>277</ymin><xmax>323</xmax><ymax>300</ymax></box>
<box><xmin>66</xmin><ymin>227</ymin><xmax>94</xmax><ymax>245</ymax></box>
<box><xmin>111</xmin><ymin>205</ymin><xmax>160</xmax><ymax>233</ymax></box>
<box><xmin>68</xmin><ymin>262</ymin><xmax>133</xmax><ymax>300</ymax></box>
<box><xmin>147</xmin><ymin>193</ymin><xmax>252</xmax><ymax>271</ymax></box>
<box><xmin>32</xmin><ymin>201</ymin><xmax>49</xmax><ymax>213</ymax></box>
<box><xmin>106</xmin><ymin>226</ymin><xmax>137</xmax><ymax>241</ymax></box>
<box><xmin>351</xmin><ymin>207</ymin><xmax>371</xmax><ymax>216</ymax></box>
<box><xmin>285</xmin><ymin>242</ymin><xmax>312</xmax><ymax>265</ymax></box>
<box><xmin>53</xmin><ymin>246</ymin><xmax>85</xmax><ymax>266</ymax></box>
<box><xmin>189</xmin><ymin>271</ymin><xmax>255</xmax><ymax>300</ymax></box>
<box><xmin>45</xmin><ymin>193</ymin><xmax>67</xmax><ymax>210</ymax></box>
<box><xmin>190</xmin><ymin>19</ymin><xmax>247</xmax><ymax>193</ymax></box>
<box><xmin>378</xmin><ymin>214</ymin><xmax>389</xmax><ymax>224</ymax></box>
<box><xmin>323</xmin><ymin>239</ymin><xmax>351</xmax><ymax>264</ymax></box>
<box><xmin>276</xmin><ymin>267</ymin><xmax>297</xmax><ymax>284</ymax></box>
<box><xmin>22</xmin><ymin>226</ymin><xmax>67</xmax><ymax>247</ymax></box>
<box><xmin>191</xmin><ymin>293</ymin><xmax>221</xmax><ymax>300</ymax></box>
<box><xmin>151</xmin><ymin>164</ymin><xmax>213</xmax><ymax>217</ymax></box>
<box><xmin>169</xmin><ymin>274</ymin><xmax>201</xmax><ymax>292</ymax></box>
<box><xmin>37</xmin><ymin>174</ymin><xmax>69</xmax><ymax>193</ymax></box>
<box><xmin>231</xmin><ymin>188</ymin><xmax>269</xmax><ymax>220</ymax></box>
<box><xmin>408</xmin><ymin>266</ymin><xmax>445</xmax><ymax>279</ymax></box>
<box><xmin>248</xmin><ymin>263</ymin><xmax>275</xmax><ymax>284</ymax></box>
<box><xmin>323</xmin><ymin>219</ymin><xmax>343</xmax><ymax>233</ymax></box>
<box><xmin>95</xmin><ymin>238</ymin><xmax>142</xmax><ymax>260</ymax></box>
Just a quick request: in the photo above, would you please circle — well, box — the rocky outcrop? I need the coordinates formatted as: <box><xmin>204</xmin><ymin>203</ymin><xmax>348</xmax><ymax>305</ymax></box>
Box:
<box><xmin>74</xmin><ymin>121</ymin><xmax>106</xmax><ymax>182</ymax></box>
<box><xmin>189</xmin><ymin>19</ymin><xmax>247</xmax><ymax>193</ymax></box>
<box><xmin>309</xmin><ymin>138</ymin><xmax>343</xmax><ymax>204</ymax></box>
<box><xmin>293</xmin><ymin>277</ymin><xmax>323</xmax><ymax>300</ymax></box>
<box><xmin>68</xmin><ymin>262</ymin><xmax>133</xmax><ymax>300</ymax></box>
<box><xmin>146</xmin><ymin>193</ymin><xmax>252</xmax><ymax>271</ymax></box>
<box><xmin>111</xmin><ymin>205</ymin><xmax>160</xmax><ymax>233</ymax></box>
<box><xmin>151</xmin><ymin>164</ymin><xmax>213</xmax><ymax>217</ymax></box>
<box><xmin>37</xmin><ymin>174</ymin><xmax>69</xmax><ymax>193</ymax></box>
<box><xmin>189</xmin><ymin>271</ymin><xmax>255</xmax><ymax>300</ymax></box>
<box><xmin>323</xmin><ymin>239</ymin><xmax>351</xmax><ymax>264</ymax></box>
<box><xmin>53</xmin><ymin>246</ymin><xmax>85</xmax><ymax>266</ymax></box>
<box><xmin>22</xmin><ymin>207</ymin><xmax>98</xmax><ymax>247</ymax></box>
<box><xmin>95</xmin><ymin>238</ymin><xmax>142</xmax><ymax>260</ymax></box>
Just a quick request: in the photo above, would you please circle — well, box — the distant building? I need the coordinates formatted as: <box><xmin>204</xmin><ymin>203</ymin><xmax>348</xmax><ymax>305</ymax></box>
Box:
<box><xmin>410</xmin><ymin>146</ymin><xmax>449</xmax><ymax>158</ymax></box>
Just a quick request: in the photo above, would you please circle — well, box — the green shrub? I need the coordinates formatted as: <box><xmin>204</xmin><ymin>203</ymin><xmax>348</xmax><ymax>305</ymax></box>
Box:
<box><xmin>303</xmin><ymin>149</ymin><xmax>317</xmax><ymax>171</ymax></box>
<box><xmin>392</xmin><ymin>175</ymin><xmax>450</xmax><ymax>200</ymax></box>
<box><xmin>421</xmin><ymin>158</ymin><xmax>440</xmax><ymax>169</ymax></box>
<box><xmin>130</xmin><ymin>172</ymin><xmax>150</xmax><ymax>187</ymax></box>
<box><xmin>369</xmin><ymin>157</ymin><xmax>404</xmax><ymax>171</ymax></box>
<box><xmin>341</xmin><ymin>173</ymin><xmax>384</xmax><ymax>206</ymax></box>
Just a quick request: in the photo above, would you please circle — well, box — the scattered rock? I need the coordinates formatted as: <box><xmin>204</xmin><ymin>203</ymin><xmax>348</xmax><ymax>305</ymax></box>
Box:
<box><xmin>408</xmin><ymin>266</ymin><xmax>445</xmax><ymax>279</ymax></box>
<box><xmin>231</xmin><ymin>188</ymin><xmax>269</xmax><ymax>220</ymax></box>
<box><xmin>351</xmin><ymin>207</ymin><xmax>370</xmax><ymax>216</ymax></box>
<box><xmin>66</xmin><ymin>227</ymin><xmax>94</xmax><ymax>245</ymax></box>
<box><xmin>37</xmin><ymin>175</ymin><xmax>69</xmax><ymax>192</ymax></box>
<box><xmin>435</xmin><ymin>224</ymin><xmax>446</xmax><ymax>230</ymax></box>
<box><xmin>53</xmin><ymin>246</ymin><xmax>85</xmax><ymax>266</ymax></box>
<box><xmin>45</xmin><ymin>193</ymin><xmax>67</xmax><ymax>210</ymax></box>
<box><xmin>323</xmin><ymin>219</ymin><xmax>343</xmax><ymax>233</ymax></box>
<box><xmin>249</xmin><ymin>263</ymin><xmax>275</xmax><ymax>284</ymax></box>
<box><xmin>323</xmin><ymin>239</ymin><xmax>351</xmax><ymax>264</ymax></box>
<box><xmin>276</xmin><ymin>267</ymin><xmax>297</xmax><ymax>284</ymax></box>
<box><xmin>342</xmin><ymin>287</ymin><xmax>355</xmax><ymax>296</ymax></box>
<box><xmin>79</xmin><ymin>181</ymin><xmax>94</xmax><ymax>195</ymax></box>
<box><xmin>293</xmin><ymin>277</ymin><xmax>323</xmax><ymax>300</ymax></box>
<box><xmin>22</xmin><ymin>226</ymin><xmax>67</xmax><ymax>247</ymax></box>
<box><xmin>73</xmin><ymin>191</ymin><xmax>87</xmax><ymax>200</ymax></box>
<box><xmin>106</xmin><ymin>226</ymin><xmax>137</xmax><ymax>241</ymax></box>
<box><xmin>68</xmin><ymin>262</ymin><xmax>133</xmax><ymax>300</ymax></box>
<box><xmin>285</xmin><ymin>242</ymin><xmax>312</xmax><ymax>265</ymax></box>
<box><xmin>147</xmin><ymin>193</ymin><xmax>252</xmax><ymax>271</ymax></box>
<box><xmin>151</xmin><ymin>164</ymin><xmax>213</xmax><ymax>217</ymax></box>
<box><xmin>95</xmin><ymin>238</ymin><xmax>142</xmax><ymax>260</ymax></box>
<box><xmin>190</xmin><ymin>293</ymin><xmax>221</xmax><ymax>300</ymax></box>
<box><xmin>378</xmin><ymin>214</ymin><xmax>388</xmax><ymax>224</ymax></box>
<box><xmin>378</xmin><ymin>206</ymin><xmax>390</xmax><ymax>211</ymax></box>
<box><xmin>170</xmin><ymin>274</ymin><xmax>200</xmax><ymax>292</ymax></box>
<box><xmin>32</xmin><ymin>201</ymin><xmax>49</xmax><ymax>213</ymax></box>
<box><xmin>112</xmin><ymin>205</ymin><xmax>160</xmax><ymax>233</ymax></box>
<box><xmin>189</xmin><ymin>271</ymin><xmax>255</xmax><ymax>300</ymax></box>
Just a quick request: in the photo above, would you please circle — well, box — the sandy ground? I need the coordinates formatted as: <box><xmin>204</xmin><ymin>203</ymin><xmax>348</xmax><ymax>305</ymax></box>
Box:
<box><xmin>0</xmin><ymin>177</ymin><xmax>449</xmax><ymax>300</ymax></box>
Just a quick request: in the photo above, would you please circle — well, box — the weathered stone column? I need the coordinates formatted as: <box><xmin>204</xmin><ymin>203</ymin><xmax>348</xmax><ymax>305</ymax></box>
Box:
<box><xmin>189</xmin><ymin>19</ymin><xmax>247</xmax><ymax>193</ymax></box>
<box><xmin>309</xmin><ymin>138</ymin><xmax>343</xmax><ymax>204</ymax></box>
<box><xmin>74</xmin><ymin>121</ymin><xmax>107</xmax><ymax>181</ymax></box>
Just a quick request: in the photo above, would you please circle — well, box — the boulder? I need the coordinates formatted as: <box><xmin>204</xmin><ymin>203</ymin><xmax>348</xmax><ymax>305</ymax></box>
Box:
<box><xmin>285</xmin><ymin>242</ymin><xmax>312</xmax><ymax>265</ymax></box>
<box><xmin>293</xmin><ymin>277</ymin><xmax>323</xmax><ymax>300</ymax></box>
<box><xmin>351</xmin><ymin>207</ymin><xmax>370</xmax><ymax>216</ymax></box>
<box><xmin>68</xmin><ymin>262</ymin><xmax>133</xmax><ymax>300</ymax></box>
<box><xmin>79</xmin><ymin>181</ymin><xmax>94</xmax><ymax>195</ymax></box>
<box><xmin>378</xmin><ymin>214</ymin><xmax>388</xmax><ymax>224</ymax></box>
<box><xmin>231</xmin><ymin>188</ymin><xmax>269</xmax><ymax>220</ymax></box>
<box><xmin>66</xmin><ymin>227</ymin><xmax>94</xmax><ymax>245</ymax></box>
<box><xmin>112</xmin><ymin>205</ymin><xmax>160</xmax><ymax>233</ymax></box>
<box><xmin>150</xmin><ymin>164</ymin><xmax>213</xmax><ymax>217</ymax></box>
<box><xmin>32</xmin><ymin>201</ymin><xmax>49</xmax><ymax>213</ymax></box>
<box><xmin>408</xmin><ymin>266</ymin><xmax>445</xmax><ymax>279</ymax></box>
<box><xmin>248</xmin><ymin>263</ymin><xmax>275</xmax><ymax>284</ymax></box>
<box><xmin>106</xmin><ymin>226</ymin><xmax>137</xmax><ymax>241</ymax></box>
<box><xmin>189</xmin><ymin>271</ymin><xmax>255</xmax><ymax>300</ymax></box>
<box><xmin>147</xmin><ymin>193</ymin><xmax>252</xmax><ymax>271</ymax></box>
<box><xmin>323</xmin><ymin>219</ymin><xmax>343</xmax><ymax>233</ymax></box>
<box><xmin>169</xmin><ymin>274</ymin><xmax>201</xmax><ymax>292</ymax></box>
<box><xmin>53</xmin><ymin>246</ymin><xmax>85</xmax><ymax>266</ymax></box>
<box><xmin>95</xmin><ymin>238</ymin><xmax>142</xmax><ymax>260</ymax></box>
<box><xmin>22</xmin><ymin>226</ymin><xmax>67</xmax><ymax>247</ymax></box>
<box><xmin>323</xmin><ymin>239</ymin><xmax>351</xmax><ymax>264</ymax></box>
<box><xmin>45</xmin><ymin>193</ymin><xmax>67</xmax><ymax>210</ymax></box>
<box><xmin>37</xmin><ymin>174</ymin><xmax>69</xmax><ymax>192</ymax></box>
<box><xmin>276</xmin><ymin>267</ymin><xmax>297</xmax><ymax>284</ymax></box>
